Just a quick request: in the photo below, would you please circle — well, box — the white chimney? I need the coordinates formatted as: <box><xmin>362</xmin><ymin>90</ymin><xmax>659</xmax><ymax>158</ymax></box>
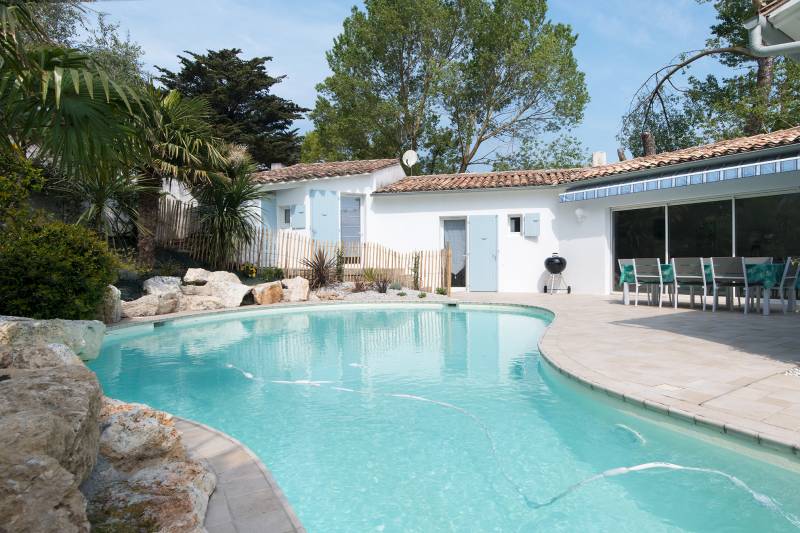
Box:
<box><xmin>591</xmin><ymin>151</ymin><xmax>607</xmax><ymax>167</ymax></box>
<box><xmin>271</xmin><ymin>162</ymin><xmax>285</xmax><ymax>170</ymax></box>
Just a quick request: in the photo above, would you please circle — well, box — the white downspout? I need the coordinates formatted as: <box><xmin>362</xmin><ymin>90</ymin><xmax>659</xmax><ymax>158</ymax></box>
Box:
<box><xmin>746</xmin><ymin>14</ymin><xmax>800</xmax><ymax>57</ymax></box>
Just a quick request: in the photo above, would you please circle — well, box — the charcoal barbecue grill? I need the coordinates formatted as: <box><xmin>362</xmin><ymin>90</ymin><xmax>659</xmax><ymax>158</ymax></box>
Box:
<box><xmin>543</xmin><ymin>253</ymin><xmax>571</xmax><ymax>294</ymax></box>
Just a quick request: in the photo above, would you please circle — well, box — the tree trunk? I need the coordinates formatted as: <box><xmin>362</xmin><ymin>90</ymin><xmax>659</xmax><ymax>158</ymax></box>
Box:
<box><xmin>641</xmin><ymin>131</ymin><xmax>656</xmax><ymax>156</ymax></box>
<box><xmin>136</xmin><ymin>184</ymin><xmax>160</xmax><ymax>268</ymax></box>
<box><xmin>744</xmin><ymin>56</ymin><xmax>774</xmax><ymax>135</ymax></box>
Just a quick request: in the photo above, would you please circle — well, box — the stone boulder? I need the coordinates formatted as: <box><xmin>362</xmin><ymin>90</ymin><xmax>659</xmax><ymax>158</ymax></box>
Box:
<box><xmin>121</xmin><ymin>293</ymin><xmax>179</xmax><ymax>318</ymax></box>
<box><xmin>98</xmin><ymin>399</ymin><xmax>182</xmax><ymax>472</ymax></box>
<box><xmin>0</xmin><ymin>365</ymin><xmax>102</xmax><ymax>484</ymax></box>
<box><xmin>177</xmin><ymin>294</ymin><xmax>225</xmax><ymax>312</ymax></box>
<box><xmin>143</xmin><ymin>276</ymin><xmax>182</xmax><ymax>296</ymax></box>
<box><xmin>252</xmin><ymin>281</ymin><xmax>283</xmax><ymax>305</ymax></box>
<box><xmin>282</xmin><ymin>276</ymin><xmax>310</xmax><ymax>302</ymax></box>
<box><xmin>183</xmin><ymin>268</ymin><xmax>211</xmax><ymax>284</ymax></box>
<box><xmin>0</xmin><ymin>452</ymin><xmax>90</xmax><ymax>533</ymax></box>
<box><xmin>0</xmin><ymin>342</ymin><xmax>82</xmax><ymax>369</ymax></box>
<box><xmin>101</xmin><ymin>285</ymin><xmax>122</xmax><ymax>324</ymax></box>
<box><xmin>0</xmin><ymin>316</ymin><xmax>105</xmax><ymax>361</ymax></box>
<box><xmin>87</xmin><ymin>458</ymin><xmax>215</xmax><ymax>533</ymax></box>
<box><xmin>207</xmin><ymin>281</ymin><xmax>251</xmax><ymax>308</ymax></box>
<box><xmin>180</xmin><ymin>283</ymin><xmax>212</xmax><ymax>296</ymax></box>
<box><xmin>207</xmin><ymin>270</ymin><xmax>241</xmax><ymax>285</ymax></box>
<box><xmin>84</xmin><ymin>398</ymin><xmax>217</xmax><ymax>533</ymax></box>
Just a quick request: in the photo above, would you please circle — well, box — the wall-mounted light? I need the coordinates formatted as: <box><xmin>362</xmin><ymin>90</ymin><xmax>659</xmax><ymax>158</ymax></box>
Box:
<box><xmin>574</xmin><ymin>207</ymin><xmax>587</xmax><ymax>223</ymax></box>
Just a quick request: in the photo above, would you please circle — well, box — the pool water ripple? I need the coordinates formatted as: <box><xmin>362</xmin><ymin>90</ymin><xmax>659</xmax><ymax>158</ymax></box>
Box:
<box><xmin>91</xmin><ymin>305</ymin><xmax>800</xmax><ymax>532</ymax></box>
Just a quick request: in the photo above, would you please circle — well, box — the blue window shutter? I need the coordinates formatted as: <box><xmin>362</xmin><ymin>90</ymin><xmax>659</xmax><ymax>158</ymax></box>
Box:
<box><xmin>310</xmin><ymin>189</ymin><xmax>340</xmax><ymax>242</ymax></box>
<box><xmin>290</xmin><ymin>204</ymin><xmax>305</xmax><ymax>229</ymax></box>
<box><xmin>523</xmin><ymin>213</ymin><xmax>540</xmax><ymax>238</ymax></box>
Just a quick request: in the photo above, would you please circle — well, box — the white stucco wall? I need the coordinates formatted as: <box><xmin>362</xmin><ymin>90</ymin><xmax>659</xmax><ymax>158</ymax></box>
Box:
<box><xmin>369</xmin><ymin>170</ymin><xmax>800</xmax><ymax>295</ymax></box>
<box><xmin>556</xmin><ymin>169</ymin><xmax>800</xmax><ymax>295</ymax></box>
<box><xmin>370</xmin><ymin>188</ymin><xmax>562</xmax><ymax>293</ymax></box>
<box><xmin>260</xmin><ymin>164</ymin><xmax>406</xmax><ymax>241</ymax></box>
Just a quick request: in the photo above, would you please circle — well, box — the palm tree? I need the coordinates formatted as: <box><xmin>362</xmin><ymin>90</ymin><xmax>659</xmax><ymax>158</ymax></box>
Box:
<box><xmin>0</xmin><ymin>1</ymin><xmax>138</xmax><ymax>182</ymax></box>
<box><xmin>132</xmin><ymin>87</ymin><xmax>224</xmax><ymax>266</ymax></box>
<box><xmin>191</xmin><ymin>145</ymin><xmax>261</xmax><ymax>269</ymax></box>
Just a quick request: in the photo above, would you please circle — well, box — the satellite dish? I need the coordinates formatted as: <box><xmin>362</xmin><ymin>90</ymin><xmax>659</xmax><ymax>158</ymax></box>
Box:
<box><xmin>402</xmin><ymin>149</ymin><xmax>418</xmax><ymax>169</ymax></box>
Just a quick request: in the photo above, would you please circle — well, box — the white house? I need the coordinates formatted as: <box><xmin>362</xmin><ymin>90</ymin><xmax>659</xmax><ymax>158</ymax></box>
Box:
<box><xmin>250</xmin><ymin>159</ymin><xmax>405</xmax><ymax>245</ymax></box>
<box><xmin>368</xmin><ymin>127</ymin><xmax>800</xmax><ymax>294</ymax></box>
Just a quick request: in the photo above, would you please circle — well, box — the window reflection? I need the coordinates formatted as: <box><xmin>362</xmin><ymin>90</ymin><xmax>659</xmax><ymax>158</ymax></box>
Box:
<box><xmin>735</xmin><ymin>193</ymin><xmax>800</xmax><ymax>261</ymax></box>
<box><xmin>668</xmin><ymin>200</ymin><xmax>732</xmax><ymax>258</ymax></box>
<box><xmin>613</xmin><ymin>207</ymin><xmax>665</xmax><ymax>277</ymax></box>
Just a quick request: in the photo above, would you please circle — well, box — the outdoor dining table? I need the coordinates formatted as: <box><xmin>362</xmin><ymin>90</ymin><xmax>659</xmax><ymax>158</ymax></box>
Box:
<box><xmin>619</xmin><ymin>262</ymin><xmax>798</xmax><ymax>315</ymax></box>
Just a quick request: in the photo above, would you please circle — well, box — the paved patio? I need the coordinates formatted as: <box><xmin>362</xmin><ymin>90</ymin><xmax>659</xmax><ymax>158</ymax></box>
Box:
<box><xmin>454</xmin><ymin>292</ymin><xmax>800</xmax><ymax>455</ymax></box>
<box><xmin>175</xmin><ymin>418</ymin><xmax>305</xmax><ymax>533</ymax></box>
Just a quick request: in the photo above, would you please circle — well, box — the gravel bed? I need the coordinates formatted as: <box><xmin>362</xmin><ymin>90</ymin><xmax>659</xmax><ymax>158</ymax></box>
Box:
<box><xmin>312</xmin><ymin>285</ymin><xmax>451</xmax><ymax>302</ymax></box>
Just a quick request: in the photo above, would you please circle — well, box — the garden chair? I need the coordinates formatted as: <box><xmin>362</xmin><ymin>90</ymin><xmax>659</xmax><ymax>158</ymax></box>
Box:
<box><xmin>618</xmin><ymin>258</ymin><xmax>634</xmax><ymax>304</ymax></box>
<box><xmin>710</xmin><ymin>257</ymin><xmax>747</xmax><ymax>312</ymax></box>
<box><xmin>632</xmin><ymin>258</ymin><xmax>663</xmax><ymax>307</ymax></box>
<box><xmin>671</xmin><ymin>257</ymin><xmax>707</xmax><ymax>310</ymax></box>
<box><xmin>777</xmin><ymin>258</ymin><xmax>799</xmax><ymax>314</ymax></box>
<box><xmin>742</xmin><ymin>257</ymin><xmax>772</xmax><ymax>314</ymax></box>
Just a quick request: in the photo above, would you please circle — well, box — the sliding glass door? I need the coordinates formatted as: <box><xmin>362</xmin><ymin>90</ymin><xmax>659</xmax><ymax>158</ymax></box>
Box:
<box><xmin>612</xmin><ymin>192</ymin><xmax>800</xmax><ymax>281</ymax></box>
<box><xmin>668</xmin><ymin>200</ymin><xmax>732</xmax><ymax>258</ymax></box>
<box><xmin>612</xmin><ymin>207</ymin><xmax>665</xmax><ymax>276</ymax></box>
<box><xmin>735</xmin><ymin>193</ymin><xmax>800</xmax><ymax>261</ymax></box>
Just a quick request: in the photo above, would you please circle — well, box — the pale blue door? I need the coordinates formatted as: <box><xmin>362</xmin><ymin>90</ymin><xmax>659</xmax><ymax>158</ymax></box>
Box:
<box><xmin>310</xmin><ymin>189</ymin><xmax>339</xmax><ymax>242</ymax></box>
<box><xmin>468</xmin><ymin>215</ymin><xmax>498</xmax><ymax>291</ymax></box>
<box><xmin>260</xmin><ymin>194</ymin><xmax>278</xmax><ymax>265</ymax></box>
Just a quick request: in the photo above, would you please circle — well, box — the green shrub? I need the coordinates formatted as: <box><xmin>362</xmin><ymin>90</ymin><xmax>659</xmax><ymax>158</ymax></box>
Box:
<box><xmin>389</xmin><ymin>281</ymin><xmax>402</xmax><ymax>291</ymax></box>
<box><xmin>259</xmin><ymin>266</ymin><xmax>285</xmax><ymax>282</ymax></box>
<box><xmin>0</xmin><ymin>218</ymin><xmax>118</xmax><ymax>319</ymax></box>
<box><xmin>435</xmin><ymin>287</ymin><xmax>448</xmax><ymax>296</ymax></box>
<box><xmin>418</xmin><ymin>291</ymin><xmax>427</xmax><ymax>298</ymax></box>
<box><xmin>0</xmin><ymin>148</ymin><xmax>44</xmax><ymax>220</ymax></box>
<box><xmin>362</xmin><ymin>267</ymin><xmax>378</xmax><ymax>284</ymax></box>
<box><xmin>397</xmin><ymin>291</ymin><xmax>407</xmax><ymax>296</ymax></box>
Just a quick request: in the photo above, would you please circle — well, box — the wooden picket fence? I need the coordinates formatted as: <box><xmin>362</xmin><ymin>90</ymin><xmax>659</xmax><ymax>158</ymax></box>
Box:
<box><xmin>156</xmin><ymin>198</ymin><xmax>452</xmax><ymax>294</ymax></box>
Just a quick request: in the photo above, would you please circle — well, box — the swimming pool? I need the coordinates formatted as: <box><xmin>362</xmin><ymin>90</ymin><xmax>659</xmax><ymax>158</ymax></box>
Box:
<box><xmin>90</xmin><ymin>304</ymin><xmax>800</xmax><ymax>532</ymax></box>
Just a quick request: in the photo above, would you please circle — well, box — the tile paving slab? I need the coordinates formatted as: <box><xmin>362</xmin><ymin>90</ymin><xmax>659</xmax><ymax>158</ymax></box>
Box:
<box><xmin>454</xmin><ymin>292</ymin><xmax>800</xmax><ymax>454</ymax></box>
<box><xmin>175</xmin><ymin>418</ymin><xmax>305</xmax><ymax>533</ymax></box>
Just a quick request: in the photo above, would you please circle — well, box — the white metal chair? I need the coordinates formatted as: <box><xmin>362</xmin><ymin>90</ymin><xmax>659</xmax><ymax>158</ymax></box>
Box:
<box><xmin>671</xmin><ymin>257</ymin><xmax>707</xmax><ymax>310</ymax></box>
<box><xmin>618</xmin><ymin>258</ymin><xmax>633</xmax><ymax>304</ymax></box>
<box><xmin>777</xmin><ymin>258</ymin><xmax>800</xmax><ymax>314</ymax></box>
<box><xmin>710</xmin><ymin>257</ymin><xmax>744</xmax><ymax>312</ymax></box>
<box><xmin>633</xmin><ymin>258</ymin><xmax>663</xmax><ymax>307</ymax></box>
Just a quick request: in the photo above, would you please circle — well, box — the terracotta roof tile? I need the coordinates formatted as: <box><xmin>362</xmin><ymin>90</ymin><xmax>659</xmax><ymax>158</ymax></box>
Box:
<box><xmin>375</xmin><ymin>126</ymin><xmax>800</xmax><ymax>194</ymax></box>
<box><xmin>253</xmin><ymin>158</ymin><xmax>399</xmax><ymax>184</ymax></box>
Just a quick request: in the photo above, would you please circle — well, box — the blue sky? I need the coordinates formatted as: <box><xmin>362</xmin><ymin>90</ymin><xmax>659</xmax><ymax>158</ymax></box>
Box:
<box><xmin>88</xmin><ymin>0</ymin><xmax>727</xmax><ymax>165</ymax></box>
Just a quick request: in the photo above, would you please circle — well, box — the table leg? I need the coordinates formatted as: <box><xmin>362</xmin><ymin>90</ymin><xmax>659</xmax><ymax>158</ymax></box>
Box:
<box><xmin>763</xmin><ymin>287</ymin><xmax>770</xmax><ymax>316</ymax></box>
<box><xmin>623</xmin><ymin>283</ymin><xmax>630</xmax><ymax>305</ymax></box>
<box><xmin>790</xmin><ymin>288</ymin><xmax>797</xmax><ymax>312</ymax></box>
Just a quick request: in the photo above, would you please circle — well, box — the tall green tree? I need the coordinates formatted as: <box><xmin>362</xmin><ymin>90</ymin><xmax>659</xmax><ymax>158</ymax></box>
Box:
<box><xmin>156</xmin><ymin>49</ymin><xmax>307</xmax><ymax>167</ymax></box>
<box><xmin>492</xmin><ymin>135</ymin><xmax>589</xmax><ymax>171</ymax></box>
<box><xmin>306</xmin><ymin>0</ymin><xmax>587</xmax><ymax>174</ymax></box>
<box><xmin>619</xmin><ymin>0</ymin><xmax>800</xmax><ymax>157</ymax></box>
<box><xmin>26</xmin><ymin>1</ymin><xmax>145</xmax><ymax>84</ymax></box>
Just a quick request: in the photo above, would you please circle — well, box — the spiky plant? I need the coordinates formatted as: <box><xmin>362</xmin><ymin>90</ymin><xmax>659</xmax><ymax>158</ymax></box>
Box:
<box><xmin>301</xmin><ymin>249</ymin><xmax>336</xmax><ymax>289</ymax></box>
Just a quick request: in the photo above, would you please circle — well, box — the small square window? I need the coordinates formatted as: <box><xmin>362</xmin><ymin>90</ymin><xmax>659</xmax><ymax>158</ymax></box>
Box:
<box><xmin>509</xmin><ymin>216</ymin><xmax>521</xmax><ymax>233</ymax></box>
<box><xmin>282</xmin><ymin>207</ymin><xmax>291</xmax><ymax>225</ymax></box>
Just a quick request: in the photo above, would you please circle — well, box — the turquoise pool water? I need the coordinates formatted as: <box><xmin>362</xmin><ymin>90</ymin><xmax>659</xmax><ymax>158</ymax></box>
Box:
<box><xmin>90</xmin><ymin>304</ymin><xmax>800</xmax><ymax>532</ymax></box>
